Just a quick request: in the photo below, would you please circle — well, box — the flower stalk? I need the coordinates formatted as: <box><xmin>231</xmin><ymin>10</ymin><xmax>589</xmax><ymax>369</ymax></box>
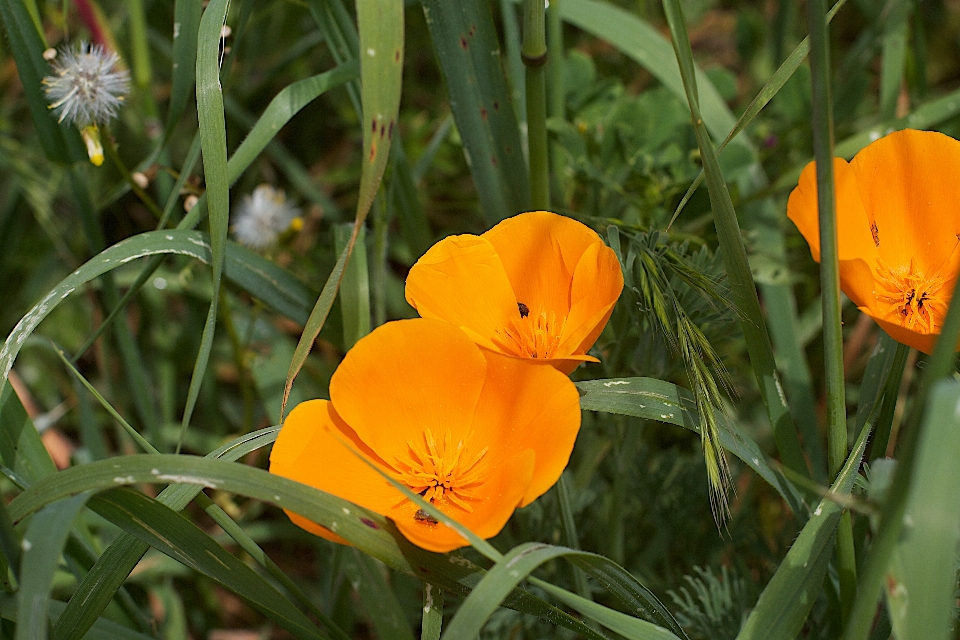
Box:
<box><xmin>807</xmin><ymin>0</ymin><xmax>856</xmax><ymax>620</ymax></box>
<box><xmin>522</xmin><ymin>0</ymin><xmax>550</xmax><ymax>209</ymax></box>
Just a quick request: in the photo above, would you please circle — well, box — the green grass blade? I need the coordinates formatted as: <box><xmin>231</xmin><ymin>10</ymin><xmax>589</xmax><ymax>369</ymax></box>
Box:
<box><xmin>88</xmin><ymin>487</ymin><xmax>328</xmax><ymax>640</ymax></box>
<box><xmin>879</xmin><ymin>1</ymin><xmax>911</xmax><ymax>120</ymax></box>
<box><xmin>660</xmin><ymin>0</ymin><xmax>808</xmax><ymax>479</ymax></box>
<box><xmin>0</xmin><ymin>384</ymin><xmax>57</xmax><ymax>486</ymax></box>
<box><xmin>334</xmin><ymin>223</ymin><xmax>371</xmax><ymax>349</ymax></box>
<box><xmin>181</xmin><ymin>0</ymin><xmax>232</xmax><ymax>448</ymax></box>
<box><xmin>444</xmin><ymin>543</ymin><xmax>682</xmax><ymax>640</ymax></box>
<box><xmin>890</xmin><ymin>380</ymin><xmax>960</xmax><ymax>640</ymax></box>
<box><xmin>280</xmin><ymin>0</ymin><xmax>402</xmax><ymax>418</ymax></box>
<box><xmin>165</xmin><ymin>0</ymin><xmax>202</xmax><ymax>137</ymax></box>
<box><xmin>0</xmin><ymin>230</ymin><xmax>318</xmax><ymax>398</ymax></box>
<box><xmin>668</xmin><ymin>0</ymin><xmax>849</xmax><ymax>223</ymax></box>
<box><xmin>344</xmin><ymin>550</ymin><xmax>416</xmax><ymax>640</ymax></box>
<box><xmin>421</xmin><ymin>585</ymin><xmax>443</xmax><ymax>640</ymax></box>
<box><xmin>0</xmin><ymin>0</ymin><xmax>85</xmax><ymax>164</ymax></box>
<box><xmin>421</xmin><ymin>0</ymin><xmax>530</xmax><ymax>223</ymax></box>
<box><xmin>355</xmin><ymin>0</ymin><xmax>404</xmax><ymax>224</ymax></box>
<box><xmin>15</xmin><ymin>493</ymin><xmax>92</xmax><ymax>640</ymax></box>
<box><xmin>576</xmin><ymin>377</ymin><xmax>806</xmax><ymax>515</ymax></box>
<box><xmin>53</xmin><ymin>427</ymin><xmax>280</xmax><ymax>640</ymax></box>
<box><xmin>14</xmin><ymin>453</ymin><xmax>605</xmax><ymax>640</ymax></box>
<box><xmin>530</xmin><ymin>580</ymin><xmax>675</xmax><ymax>640</ymax></box>
<box><xmin>0</xmin><ymin>597</ymin><xmax>156</xmax><ymax>640</ymax></box>
<box><xmin>735</xmin><ymin>420</ymin><xmax>871</xmax><ymax>639</ymax></box>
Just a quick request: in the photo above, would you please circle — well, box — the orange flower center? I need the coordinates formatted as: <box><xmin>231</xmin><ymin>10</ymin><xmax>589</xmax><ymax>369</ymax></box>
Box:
<box><xmin>393</xmin><ymin>428</ymin><xmax>488</xmax><ymax>519</ymax></box>
<box><xmin>874</xmin><ymin>258</ymin><xmax>949</xmax><ymax>333</ymax></box>
<box><xmin>492</xmin><ymin>302</ymin><xmax>565</xmax><ymax>359</ymax></box>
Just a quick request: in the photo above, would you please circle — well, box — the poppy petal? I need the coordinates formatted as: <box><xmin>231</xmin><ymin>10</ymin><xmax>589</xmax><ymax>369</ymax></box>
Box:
<box><xmin>483</xmin><ymin>211</ymin><xmax>601</xmax><ymax>317</ymax></box>
<box><xmin>329</xmin><ymin>319</ymin><xmax>488</xmax><ymax>461</ymax></box>
<box><xmin>473</xmin><ymin>352</ymin><xmax>582</xmax><ymax>506</ymax></box>
<box><xmin>558</xmin><ymin>240</ymin><xmax>624</xmax><ymax>359</ymax></box>
<box><xmin>405</xmin><ymin>235</ymin><xmax>517</xmax><ymax>352</ymax></box>
<box><xmin>851</xmin><ymin>129</ymin><xmax>960</xmax><ymax>275</ymax></box>
<box><xmin>269</xmin><ymin>399</ymin><xmax>401</xmax><ymax>543</ymax></box>
<box><xmin>788</xmin><ymin>157</ymin><xmax>876</xmax><ymax>264</ymax></box>
<box><xmin>390</xmin><ymin>449</ymin><xmax>535</xmax><ymax>553</ymax></box>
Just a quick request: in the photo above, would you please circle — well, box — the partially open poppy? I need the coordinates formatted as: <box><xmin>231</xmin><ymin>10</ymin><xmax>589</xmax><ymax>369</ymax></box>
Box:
<box><xmin>269</xmin><ymin>318</ymin><xmax>581</xmax><ymax>552</ymax></box>
<box><xmin>405</xmin><ymin>211</ymin><xmax>624</xmax><ymax>374</ymax></box>
<box><xmin>788</xmin><ymin>129</ymin><xmax>960</xmax><ymax>354</ymax></box>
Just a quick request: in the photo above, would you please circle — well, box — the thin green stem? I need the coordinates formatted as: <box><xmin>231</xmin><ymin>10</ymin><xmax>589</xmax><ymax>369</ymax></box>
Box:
<box><xmin>101</xmin><ymin>125</ymin><xmax>165</xmax><ymax>221</ymax></box>
<box><xmin>844</xmin><ymin>284</ymin><xmax>960</xmax><ymax>640</ymax></box>
<box><xmin>522</xmin><ymin>0</ymin><xmax>549</xmax><ymax>209</ymax></box>
<box><xmin>807</xmin><ymin>0</ymin><xmax>855</xmax><ymax>621</ymax></box>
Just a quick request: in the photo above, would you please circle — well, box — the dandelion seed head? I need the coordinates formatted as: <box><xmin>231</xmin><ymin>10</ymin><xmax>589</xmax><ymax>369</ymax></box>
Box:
<box><xmin>232</xmin><ymin>185</ymin><xmax>302</xmax><ymax>250</ymax></box>
<box><xmin>43</xmin><ymin>42</ymin><xmax>130</xmax><ymax>127</ymax></box>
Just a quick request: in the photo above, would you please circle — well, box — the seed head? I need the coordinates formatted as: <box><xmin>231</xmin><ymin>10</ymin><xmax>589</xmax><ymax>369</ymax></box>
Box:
<box><xmin>43</xmin><ymin>43</ymin><xmax>130</xmax><ymax>128</ymax></box>
<box><xmin>232</xmin><ymin>185</ymin><xmax>302</xmax><ymax>250</ymax></box>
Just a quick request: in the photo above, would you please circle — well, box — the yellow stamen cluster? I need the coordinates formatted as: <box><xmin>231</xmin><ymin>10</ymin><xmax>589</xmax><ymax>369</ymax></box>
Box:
<box><xmin>494</xmin><ymin>304</ymin><xmax>564</xmax><ymax>359</ymax></box>
<box><xmin>875</xmin><ymin>258</ymin><xmax>948</xmax><ymax>333</ymax></box>
<box><xmin>394</xmin><ymin>429</ymin><xmax>488</xmax><ymax>514</ymax></box>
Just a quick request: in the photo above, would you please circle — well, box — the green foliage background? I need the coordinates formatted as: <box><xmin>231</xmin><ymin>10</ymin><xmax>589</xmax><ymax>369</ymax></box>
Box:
<box><xmin>1</xmin><ymin>0</ymin><xmax>960</xmax><ymax>638</ymax></box>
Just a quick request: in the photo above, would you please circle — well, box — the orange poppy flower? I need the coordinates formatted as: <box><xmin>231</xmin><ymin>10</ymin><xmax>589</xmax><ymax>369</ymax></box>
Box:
<box><xmin>404</xmin><ymin>211</ymin><xmax>624</xmax><ymax>374</ymax></box>
<box><xmin>788</xmin><ymin>129</ymin><xmax>960</xmax><ymax>354</ymax></box>
<box><xmin>268</xmin><ymin>318</ymin><xmax>581</xmax><ymax>553</ymax></box>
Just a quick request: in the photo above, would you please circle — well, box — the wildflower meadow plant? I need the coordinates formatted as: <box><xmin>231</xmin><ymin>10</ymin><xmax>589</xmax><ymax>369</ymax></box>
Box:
<box><xmin>6</xmin><ymin>0</ymin><xmax>960</xmax><ymax>638</ymax></box>
<box><xmin>788</xmin><ymin>129</ymin><xmax>960</xmax><ymax>354</ymax></box>
<box><xmin>269</xmin><ymin>318</ymin><xmax>581</xmax><ymax>552</ymax></box>
<box><xmin>406</xmin><ymin>210</ymin><xmax>624</xmax><ymax>373</ymax></box>
<box><xmin>42</xmin><ymin>42</ymin><xmax>130</xmax><ymax>165</ymax></box>
<box><xmin>232</xmin><ymin>184</ymin><xmax>303</xmax><ymax>250</ymax></box>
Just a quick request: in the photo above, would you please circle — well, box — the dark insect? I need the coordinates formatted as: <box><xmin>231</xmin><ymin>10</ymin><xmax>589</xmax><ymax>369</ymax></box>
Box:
<box><xmin>518</xmin><ymin>302</ymin><xmax>530</xmax><ymax>318</ymax></box>
<box><xmin>870</xmin><ymin>221</ymin><xmax>880</xmax><ymax>247</ymax></box>
<box><xmin>414</xmin><ymin>509</ymin><xmax>439</xmax><ymax>525</ymax></box>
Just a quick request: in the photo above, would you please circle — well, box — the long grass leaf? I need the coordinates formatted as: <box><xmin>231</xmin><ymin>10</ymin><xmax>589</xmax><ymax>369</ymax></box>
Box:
<box><xmin>736</xmin><ymin>420</ymin><xmax>871</xmax><ymax>638</ymax></box>
<box><xmin>15</xmin><ymin>493</ymin><xmax>92</xmax><ymax>640</ymax></box>
<box><xmin>660</xmin><ymin>0</ymin><xmax>808</xmax><ymax>478</ymax></box>
<box><xmin>421</xmin><ymin>0</ymin><xmax>530</xmax><ymax>223</ymax></box>
<box><xmin>280</xmin><ymin>0</ymin><xmax>403</xmax><ymax>419</ymax></box>
<box><xmin>576</xmin><ymin>377</ymin><xmax>806</xmax><ymax>515</ymax></box>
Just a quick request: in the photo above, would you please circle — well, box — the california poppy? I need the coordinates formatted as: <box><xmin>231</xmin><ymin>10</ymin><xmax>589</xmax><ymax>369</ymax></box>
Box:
<box><xmin>405</xmin><ymin>211</ymin><xmax>624</xmax><ymax>374</ymax></box>
<box><xmin>788</xmin><ymin>129</ymin><xmax>960</xmax><ymax>354</ymax></box>
<box><xmin>269</xmin><ymin>318</ymin><xmax>581</xmax><ymax>553</ymax></box>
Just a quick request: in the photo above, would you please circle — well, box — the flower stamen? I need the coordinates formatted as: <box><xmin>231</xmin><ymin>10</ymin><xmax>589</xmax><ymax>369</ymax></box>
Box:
<box><xmin>874</xmin><ymin>258</ymin><xmax>949</xmax><ymax>333</ymax></box>
<box><xmin>394</xmin><ymin>428</ymin><xmax>488</xmax><ymax>520</ymax></box>
<box><xmin>492</xmin><ymin>303</ymin><xmax>565</xmax><ymax>359</ymax></box>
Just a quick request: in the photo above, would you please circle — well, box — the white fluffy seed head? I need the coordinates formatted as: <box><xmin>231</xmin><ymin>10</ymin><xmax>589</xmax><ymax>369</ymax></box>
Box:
<box><xmin>43</xmin><ymin>42</ymin><xmax>130</xmax><ymax>127</ymax></box>
<box><xmin>232</xmin><ymin>185</ymin><xmax>301</xmax><ymax>250</ymax></box>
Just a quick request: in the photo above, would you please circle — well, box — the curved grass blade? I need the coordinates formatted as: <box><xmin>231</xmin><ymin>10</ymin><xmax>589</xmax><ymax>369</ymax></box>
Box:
<box><xmin>14</xmin><ymin>454</ymin><xmax>604</xmax><ymax>640</ymax></box>
<box><xmin>443</xmin><ymin>542</ymin><xmax>680</xmax><ymax>640</ymax></box>
<box><xmin>421</xmin><ymin>0</ymin><xmax>530</xmax><ymax>223</ymax></box>
<box><xmin>344</xmin><ymin>549</ymin><xmax>416</xmax><ymax>640</ymax></box>
<box><xmin>0</xmin><ymin>384</ymin><xmax>57</xmax><ymax>486</ymax></box>
<box><xmin>421</xmin><ymin>585</ymin><xmax>443</xmax><ymax>640</ymax></box>
<box><xmin>53</xmin><ymin>427</ymin><xmax>280</xmax><ymax>640</ymax></box>
<box><xmin>0</xmin><ymin>596</ymin><xmax>156</xmax><ymax>640</ymax></box>
<box><xmin>15</xmin><ymin>493</ymin><xmax>92</xmax><ymax>640</ymax></box>
<box><xmin>735</xmin><ymin>419</ymin><xmax>871</xmax><ymax>639</ymax></box>
<box><xmin>576</xmin><ymin>377</ymin><xmax>806</xmax><ymax>515</ymax></box>
<box><xmin>181</xmin><ymin>0</ymin><xmax>232</xmax><ymax>449</ymax></box>
<box><xmin>0</xmin><ymin>230</ymin><xmax>319</xmax><ymax>398</ymax></box>
<box><xmin>280</xmin><ymin>0</ymin><xmax>403</xmax><ymax>419</ymax></box>
<box><xmin>89</xmin><ymin>487</ymin><xmax>328</xmax><ymax>640</ymax></box>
